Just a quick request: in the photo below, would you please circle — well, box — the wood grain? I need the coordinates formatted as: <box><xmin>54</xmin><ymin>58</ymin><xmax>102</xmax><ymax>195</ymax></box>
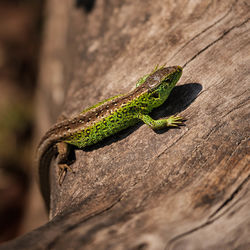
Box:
<box><xmin>1</xmin><ymin>0</ymin><xmax>249</xmax><ymax>249</ymax></box>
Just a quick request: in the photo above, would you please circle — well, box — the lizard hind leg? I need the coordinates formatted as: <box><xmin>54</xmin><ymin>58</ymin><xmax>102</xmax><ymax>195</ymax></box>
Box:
<box><xmin>58</xmin><ymin>163</ymin><xmax>73</xmax><ymax>185</ymax></box>
<box><xmin>56</xmin><ymin>142</ymin><xmax>73</xmax><ymax>185</ymax></box>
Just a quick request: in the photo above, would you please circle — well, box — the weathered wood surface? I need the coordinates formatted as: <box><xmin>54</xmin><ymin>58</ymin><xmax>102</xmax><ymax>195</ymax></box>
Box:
<box><xmin>1</xmin><ymin>0</ymin><xmax>249</xmax><ymax>249</ymax></box>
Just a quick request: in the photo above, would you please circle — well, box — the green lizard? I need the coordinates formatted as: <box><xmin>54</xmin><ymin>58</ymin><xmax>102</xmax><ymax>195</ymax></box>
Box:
<box><xmin>37</xmin><ymin>65</ymin><xmax>184</xmax><ymax>210</ymax></box>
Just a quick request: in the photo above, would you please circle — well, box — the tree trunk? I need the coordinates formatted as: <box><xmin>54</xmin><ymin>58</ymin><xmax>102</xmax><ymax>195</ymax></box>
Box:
<box><xmin>1</xmin><ymin>0</ymin><xmax>249</xmax><ymax>249</ymax></box>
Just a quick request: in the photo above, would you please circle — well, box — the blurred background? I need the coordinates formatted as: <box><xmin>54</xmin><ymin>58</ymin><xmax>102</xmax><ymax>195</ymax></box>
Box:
<box><xmin>0</xmin><ymin>0</ymin><xmax>47</xmax><ymax>243</ymax></box>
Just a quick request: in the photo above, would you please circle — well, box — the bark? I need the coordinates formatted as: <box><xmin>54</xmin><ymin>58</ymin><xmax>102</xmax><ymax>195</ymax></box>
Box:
<box><xmin>1</xmin><ymin>0</ymin><xmax>249</xmax><ymax>249</ymax></box>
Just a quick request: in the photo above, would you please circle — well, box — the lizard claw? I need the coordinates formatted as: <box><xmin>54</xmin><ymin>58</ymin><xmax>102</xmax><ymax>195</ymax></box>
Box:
<box><xmin>167</xmin><ymin>115</ymin><xmax>185</xmax><ymax>127</ymax></box>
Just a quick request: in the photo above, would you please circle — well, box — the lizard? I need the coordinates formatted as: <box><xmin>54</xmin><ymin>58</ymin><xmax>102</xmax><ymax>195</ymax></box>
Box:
<box><xmin>36</xmin><ymin>65</ymin><xmax>184</xmax><ymax>210</ymax></box>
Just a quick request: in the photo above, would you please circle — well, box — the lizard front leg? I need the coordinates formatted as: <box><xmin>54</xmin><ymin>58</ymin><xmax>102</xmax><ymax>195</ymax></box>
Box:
<box><xmin>138</xmin><ymin>114</ymin><xmax>183</xmax><ymax>129</ymax></box>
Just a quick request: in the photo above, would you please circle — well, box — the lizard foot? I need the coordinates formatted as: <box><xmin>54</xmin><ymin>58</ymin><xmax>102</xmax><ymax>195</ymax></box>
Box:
<box><xmin>58</xmin><ymin>164</ymin><xmax>73</xmax><ymax>185</ymax></box>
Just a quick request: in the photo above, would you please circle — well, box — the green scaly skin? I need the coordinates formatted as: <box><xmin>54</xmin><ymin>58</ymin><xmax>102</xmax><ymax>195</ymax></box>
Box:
<box><xmin>37</xmin><ymin>65</ymin><xmax>183</xmax><ymax>210</ymax></box>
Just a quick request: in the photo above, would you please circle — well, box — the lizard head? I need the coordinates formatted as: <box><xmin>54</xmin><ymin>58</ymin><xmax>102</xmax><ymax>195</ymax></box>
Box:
<box><xmin>141</xmin><ymin>65</ymin><xmax>183</xmax><ymax>109</ymax></box>
<box><xmin>145</xmin><ymin>65</ymin><xmax>182</xmax><ymax>91</ymax></box>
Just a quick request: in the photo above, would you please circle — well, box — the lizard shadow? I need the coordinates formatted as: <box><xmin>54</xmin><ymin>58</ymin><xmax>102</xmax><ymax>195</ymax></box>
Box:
<box><xmin>74</xmin><ymin>82</ymin><xmax>202</xmax><ymax>154</ymax></box>
<box><xmin>151</xmin><ymin>82</ymin><xmax>202</xmax><ymax>134</ymax></box>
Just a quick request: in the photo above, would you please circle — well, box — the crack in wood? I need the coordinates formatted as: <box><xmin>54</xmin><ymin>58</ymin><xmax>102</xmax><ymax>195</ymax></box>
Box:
<box><xmin>166</xmin><ymin>173</ymin><xmax>250</xmax><ymax>249</ymax></box>
<box><xmin>170</xmin><ymin>0</ymin><xmax>236</xmax><ymax>63</ymax></box>
<box><xmin>183</xmin><ymin>18</ymin><xmax>250</xmax><ymax>68</ymax></box>
<box><xmin>48</xmin><ymin>196</ymin><xmax>122</xmax><ymax>248</ymax></box>
<box><xmin>208</xmin><ymin>174</ymin><xmax>250</xmax><ymax>220</ymax></box>
<box><xmin>221</xmin><ymin>95</ymin><xmax>250</xmax><ymax>118</ymax></box>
